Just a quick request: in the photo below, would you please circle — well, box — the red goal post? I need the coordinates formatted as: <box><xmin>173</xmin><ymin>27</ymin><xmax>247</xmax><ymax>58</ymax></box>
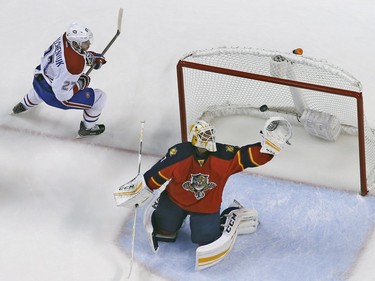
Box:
<box><xmin>176</xmin><ymin>47</ymin><xmax>374</xmax><ymax>195</ymax></box>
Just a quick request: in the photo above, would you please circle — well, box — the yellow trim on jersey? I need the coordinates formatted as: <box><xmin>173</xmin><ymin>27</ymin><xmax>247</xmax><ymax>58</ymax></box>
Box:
<box><xmin>249</xmin><ymin>147</ymin><xmax>261</xmax><ymax>166</ymax></box>
<box><xmin>158</xmin><ymin>171</ymin><xmax>169</xmax><ymax>181</ymax></box>
<box><xmin>151</xmin><ymin>177</ymin><xmax>162</xmax><ymax>187</ymax></box>
<box><xmin>150</xmin><ymin>172</ymin><xmax>169</xmax><ymax>187</ymax></box>
<box><xmin>237</xmin><ymin>151</ymin><xmax>245</xmax><ymax>170</ymax></box>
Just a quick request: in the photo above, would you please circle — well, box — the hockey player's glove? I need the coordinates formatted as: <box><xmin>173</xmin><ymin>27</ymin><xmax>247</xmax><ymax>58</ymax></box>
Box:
<box><xmin>77</xmin><ymin>73</ymin><xmax>91</xmax><ymax>90</ymax></box>
<box><xmin>260</xmin><ymin>117</ymin><xmax>292</xmax><ymax>155</ymax></box>
<box><xmin>86</xmin><ymin>51</ymin><xmax>107</xmax><ymax>70</ymax></box>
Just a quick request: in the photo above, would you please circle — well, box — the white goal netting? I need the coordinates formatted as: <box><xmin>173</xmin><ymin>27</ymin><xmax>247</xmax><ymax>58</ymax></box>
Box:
<box><xmin>177</xmin><ymin>47</ymin><xmax>375</xmax><ymax>194</ymax></box>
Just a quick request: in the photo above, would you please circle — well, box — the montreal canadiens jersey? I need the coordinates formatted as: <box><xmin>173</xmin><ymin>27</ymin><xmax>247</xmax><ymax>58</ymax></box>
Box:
<box><xmin>36</xmin><ymin>33</ymin><xmax>86</xmax><ymax>101</ymax></box>
<box><xmin>144</xmin><ymin>142</ymin><xmax>273</xmax><ymax>214</ymax></box>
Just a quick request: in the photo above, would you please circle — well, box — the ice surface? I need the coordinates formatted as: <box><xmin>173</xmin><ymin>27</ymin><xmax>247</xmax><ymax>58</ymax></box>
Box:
<box><xmin>1</xmin><ymin>0</ymin><xmax>375</xmax><ymax>281</ymax></box>
<box><xmin>119</xmin><ymin>173</ymin><xmax>375</xmax><ymax>281</ymax></box>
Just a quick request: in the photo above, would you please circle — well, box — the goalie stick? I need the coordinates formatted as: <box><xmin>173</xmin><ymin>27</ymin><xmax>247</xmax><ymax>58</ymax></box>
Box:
<box><xmin>86</xmin><ymin>7</ymin><xmax>124</xmax><ymax>75</ymax></box>
<box><xmin>128</xmin><ymin>120</ymin><xmax>145</xmax><ymax>279</ymax></box>
<box><xmin>113</xmin><ymin>120</ymin><xmax>146</xmax><ymax>206</ymax></box>
<box><xmin>113</xmin><ymin>120</ymin><xmax>145</xmax><ymax>279</ymax></box>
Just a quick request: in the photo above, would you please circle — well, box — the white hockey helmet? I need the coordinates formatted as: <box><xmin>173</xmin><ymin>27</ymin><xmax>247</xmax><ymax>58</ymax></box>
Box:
<box><xmin>66</xmin><ymin>23</ymin><xmax>93</xmax><ymax>53</ymax></box>
<box><xmin>189</xmin><ymin>120</ymin><xmax>217</xmax><ymax>152</ymax></box>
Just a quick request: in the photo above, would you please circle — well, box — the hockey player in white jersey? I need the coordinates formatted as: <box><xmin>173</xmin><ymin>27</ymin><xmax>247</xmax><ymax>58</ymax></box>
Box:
<box><xmin>13</xmin><ymin>23</ymin><xmax>107</xmax><ymax>136</ymax></box>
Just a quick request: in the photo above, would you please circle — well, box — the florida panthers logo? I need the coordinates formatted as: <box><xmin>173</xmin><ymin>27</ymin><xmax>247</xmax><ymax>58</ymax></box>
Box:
<box><xmin>182</xmin><ymin>173</ymin><xmax>217</xmax><ymax>200</ymax></box>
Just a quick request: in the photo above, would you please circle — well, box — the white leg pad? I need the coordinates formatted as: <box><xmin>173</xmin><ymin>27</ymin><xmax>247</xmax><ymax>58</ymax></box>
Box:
<box><xmin>195</xmin><ymin>206</ymin><xmax>258</xmax><ymax>270</ymax></box>
<box><xmin>237</xmin><ymin>208</ymin><xmax>259</xmax><ymax>235</ymax></box>
<box><xmin>143</xmin><ymin>193</ymin><xmax>160</xmax><ymax>253</ymax></box>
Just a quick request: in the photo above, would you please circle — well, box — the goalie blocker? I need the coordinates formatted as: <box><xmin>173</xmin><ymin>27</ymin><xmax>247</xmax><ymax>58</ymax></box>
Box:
<box><xmin>143</xmin><ymin>196</ymin><xmax>259</xmax><ymax>270</ymax></box>
<box><xmin>113</xmin><ymin>173</ymin><xmax>153</xmax><ymax>208</ymax></box>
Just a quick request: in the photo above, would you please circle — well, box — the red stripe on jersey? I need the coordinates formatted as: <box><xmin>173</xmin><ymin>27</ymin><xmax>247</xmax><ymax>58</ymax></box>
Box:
<box><xmin>62</xmin><ymin>100</ymin><xmax>91</xmax><ymax>109</ymax></box>
<box><xmin>62</xmin><ymin>34</ymin><xmax>85</xmax><ymax>75</ymax></box>
<box><xmin>249</xmin><ymin>146</ymin><xmax>273</xmax><ymax>166</ymax></box>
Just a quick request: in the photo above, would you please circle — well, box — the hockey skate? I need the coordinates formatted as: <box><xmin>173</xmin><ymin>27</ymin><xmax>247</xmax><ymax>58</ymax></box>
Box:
<box><xmin>12</xmin><ymin>102</ymin><xmax>27</xmax><ymax>114</ymax></box>
<box><xmin>78</xmin><ymin>121</ymin><xmax>105</xmax><ymax>137</ymax></box>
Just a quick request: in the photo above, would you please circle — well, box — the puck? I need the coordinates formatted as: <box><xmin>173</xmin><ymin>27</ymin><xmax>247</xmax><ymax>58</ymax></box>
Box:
<box><xmin>260</xmin><ymin>105</ymin><xmax>269</xmax><ymax>112</ymax></box>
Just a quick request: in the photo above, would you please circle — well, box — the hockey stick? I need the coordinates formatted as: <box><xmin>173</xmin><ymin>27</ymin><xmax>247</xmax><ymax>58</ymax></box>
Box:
<box><xmin>113</xmin><ymin>120</ymin><xmax>150</xmax><ymax>206</ymax></box>
<box><xmin>128</xmin><ymin>205</ymin><xmax>138</xmax><ymax>279</ymax></box>
<box><xmin>136</xmin><ymin>120</ymin><xmax>145</xmax><ymax>176</ymax></box>
<box><xmin>127</xmin><ymin>120</ymin><xmax>145</xmax><ymax>279</ymax></box>
<box><xmin>86</xmin><ymin>7</ymin><xmax>124</xmax><ymax>75</ymax></box>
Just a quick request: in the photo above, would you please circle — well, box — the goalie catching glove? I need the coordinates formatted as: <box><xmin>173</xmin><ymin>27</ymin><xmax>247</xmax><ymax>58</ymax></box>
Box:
<box><xmin>260</xmin><ymin>117</ymin><xmax>292</xmax><ymax>155</ymax></box>
<box><xmin>113</xmin><ymin>173</ymin><xmax>153</xmax><ymax>208</ymax></box>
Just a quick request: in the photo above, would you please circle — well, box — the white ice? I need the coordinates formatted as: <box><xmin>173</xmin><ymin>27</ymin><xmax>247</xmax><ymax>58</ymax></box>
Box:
<box><xmin>1</xmin><ymin>0</ymin><xmax>375</xmax><ymax>280</ymax></box>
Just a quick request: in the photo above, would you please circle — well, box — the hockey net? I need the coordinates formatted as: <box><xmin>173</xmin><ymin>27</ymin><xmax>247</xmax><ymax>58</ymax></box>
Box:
<box><xmin>176</xmin><ymin>47</ymin><xmax>375</xmax><ymax>195</ymax></box>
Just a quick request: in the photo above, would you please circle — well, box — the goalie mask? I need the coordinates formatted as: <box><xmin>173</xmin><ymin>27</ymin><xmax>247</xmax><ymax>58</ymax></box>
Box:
<box><xmin>189</xmin><ymin>120</ymin><xmax>217</xmax><ymax>152</ymax></box>
<box><xmin>66</xmin><ymin>23</ymin><xmax>93</xmax><ymax>54</ymax></box>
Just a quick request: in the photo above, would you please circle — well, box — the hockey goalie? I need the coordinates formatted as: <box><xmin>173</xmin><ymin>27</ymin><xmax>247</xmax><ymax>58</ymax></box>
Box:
<box><xmin>114</xmin><ymin>117</ymin><xmax>292</xmax><ymax>270</ymax></box>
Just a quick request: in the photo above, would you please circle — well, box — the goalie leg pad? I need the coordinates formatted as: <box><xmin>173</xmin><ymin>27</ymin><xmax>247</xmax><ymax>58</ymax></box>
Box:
<box><xmin>196</xmin><ymin>201</ymin><xmax>258</xmax><ymax>270</ymax></box>
<box><xmin>237</xmin><ymin>209</ymin><xmax>259</xmax><ymax>235</ymax></box>
<box><xmin>143</xmin><ymin>194</ymin><xmax>160</xmax><ymax>253</ymax></box>
<box><xmin>196</xmin><ymin>208</ymin><xmax>241</xmax><ymax>270</ymax></box>
<box><xmin>220</xmin><ymin>200</ymin><xmax>259</xmax><ymax>235</ymax></box>
<box><xmin>143</xmin><ymin>191</ymin><xmax>185</xmax><ymax>252</ymax></box>
<box><xmin>155</xmin><ymin>231</ymin><xmax>177</xmax><ymax>242</ymax></box>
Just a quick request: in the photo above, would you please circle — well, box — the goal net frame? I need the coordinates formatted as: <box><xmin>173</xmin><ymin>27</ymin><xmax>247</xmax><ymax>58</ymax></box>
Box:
<box><xmin>176</xmin><ymin>47</ymin><xmax>368</xmax><ymax>196</ymax></box>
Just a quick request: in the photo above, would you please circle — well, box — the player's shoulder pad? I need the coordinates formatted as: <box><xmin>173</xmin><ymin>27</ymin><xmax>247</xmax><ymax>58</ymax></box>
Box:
<box><xmin>153</xmin><ymin>142</ymin><xmax>194</xmax><ymax>169</ymax></box>
<box><xmin>62</xmin><ymin>33</ymin><xmax>85</xmax><ymax>75</ymax></box>
<box><xmin>213</xmin><ymin>143</ymin><xmax>240</xmax><ymax>160</ymax></box>
<box><xmin>165</xmin><ymin>142</ymin><xmax>194</xmax><ymax>160</ymax></box>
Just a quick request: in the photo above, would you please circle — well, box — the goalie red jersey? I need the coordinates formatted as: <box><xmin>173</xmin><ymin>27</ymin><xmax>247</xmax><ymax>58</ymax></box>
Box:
<box><xmin>144</xmin><ymin>142</ymin><xmax>273</xmax><ymax>214</ymax></box>
<box><xmin>115</xmin><ymin>119</ymin><xmax>291</xmax><ymax>250</ymax></box>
